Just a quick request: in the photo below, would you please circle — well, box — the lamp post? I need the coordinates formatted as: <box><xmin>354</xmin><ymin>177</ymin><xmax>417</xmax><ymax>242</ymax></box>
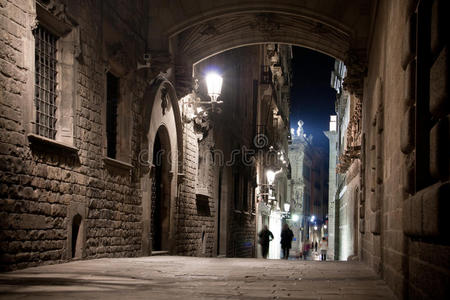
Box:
<box><xmin>205</xmin><ymin>72</ymin><xmax>223</xmax><ymax>103</ymax></box>
<box><xmin>182</xmin><ymin>71</ymin><xmax>224</xmax><ymax>123</ymax></box>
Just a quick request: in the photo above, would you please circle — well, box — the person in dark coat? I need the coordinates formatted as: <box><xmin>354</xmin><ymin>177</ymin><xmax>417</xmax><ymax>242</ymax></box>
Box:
<box><xmin>258</xmin><ymin>225</ymin><xmax>274</xmax><ymax>259</ymax></box>
<box><xmin>280</xmin><ymin>223</ymin><xmax>294</xmax><ymax>259</ymax></box>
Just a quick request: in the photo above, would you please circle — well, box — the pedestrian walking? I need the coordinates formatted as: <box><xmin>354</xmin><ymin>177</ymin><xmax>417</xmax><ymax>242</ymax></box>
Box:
<box><xmin>319</xmin><ymin>237</ymin><xmax>328</xmax><ymax>261</ymax></box>
<box><xmin>280</xmin><ymin>224</ymin><xmax>294</xmax><ymax>260</ymax></box>
<box><xmin>314</xmin><ymin>241</ymin><xmax>318</xmax><ymax>252</ymax></box>
<box><xmin>258</xmin><ymin>225</ymin><xmax>274</xmax><ymax>259</ymax></box>
<box><xmin>302</xmin><ymin>242</ymin><xmax>309</xmax><ymax>260</ymax></box>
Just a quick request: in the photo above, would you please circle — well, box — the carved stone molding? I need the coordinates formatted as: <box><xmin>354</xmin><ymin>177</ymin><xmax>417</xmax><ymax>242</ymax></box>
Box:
<box><xmin>37</xmin><ymin>0</ymin><xmax>68</xmax><ymax>23</ymax></box>
<box><xmin>148</xmin><ymin>50</ymin><xmax>172</xmax><ymax>74</ymax></box>
<box><xmin>175</xmin><ymin>64</ymin><xmax>193</xmax><ymax>99</ymax></box>
<box><xmin>106</xmin><ymin>42</ymin><xmax>132</xmax><ymax>76</ymax></box>
<box><xmin>250</xmin><ymin>13</ymin><xmax>281</xmax><ymax>35</ymax></box>
<box><xmin>160</xmin><ymin>86</ymin><xmax>169</xmax><ymax>115</ymax></box>
<box><xmin>343</xmin><ymin>50</ymin><xmax>367</xmax><ymax>100</ymax></box>
<box><xmin>199</xmin><ymin>23</ymin><xmax>219</xmax><ymax>36</ymax></box>
<box><xmin>36</xmin><ymin>0</ymin><xmax>75</xmax><ymax>36</ymax></box>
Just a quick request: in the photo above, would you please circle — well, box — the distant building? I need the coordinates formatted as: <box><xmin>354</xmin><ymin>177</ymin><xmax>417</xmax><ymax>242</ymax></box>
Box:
<box><xmin>324</xmin><ymin>116</ymin><xmax>338</xmax><ymax>260</ymax></box>
<box><xmin>287</xmin><ymin>121</ymin><xmax>328</xmax><ymax>256</ymax></box>
<box><xmin>328</xmin><ymin>60</ymin><xmax>362</xmax><ymax>260</ymax></box>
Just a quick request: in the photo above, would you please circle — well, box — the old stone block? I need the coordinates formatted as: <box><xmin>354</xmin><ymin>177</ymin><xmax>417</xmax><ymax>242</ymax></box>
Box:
<box><xmin>385</xmin><ymin>249</ymin><xmax>403</xmax><ymax>274</ymax></box>
<box><xmin>401</xmin><ymin>13</ymin><xmax>416</xmax><ymax>70</ymax></box>
<box><xmin>21</xmin><ymin>187</ymin><xmax>33</xmax><ymax>199</ymax></box>
<box><xmin>422</xmin><ymin>182</ymin><xmax>450</xmax><ymax>237</ymax></box>
<box><xmin>403</xmin><ymin>154</ymin><xmax>415</xmax><ymax>195</ymax></box>
<box><xmin>430</xmin><ymin>46</ymin><xmax>449</xmax><ymax>117</ymax></box>
<box><xmin>359</xmin><ymin>219</ymin><xmax>365</xmax><ymax>233</ymax></box>
<box><xmin>411</xmin><ymin>192</ymin><xmax>423</xmax><ymax>236</ymax></box>
<box><xmin>400</xmin><ymin>106</ymin><xmax>415</xmax><ymax>154</ymax></box>
<box><xmin>369</xmin><ymin>191</ymin><xmax>378</xmax><ymax>212</ymax></box>
<box><xmin>403</xmin><ymin>60</ymin><xmax>415</xmax><ymax>111</ymax></box>
<box><xmin>403</xmin><ymin>194</ymin><xmax>412</xmax><ymax>236</ymax></box>
<box><xmin>5</xmin><ymin>213</ymin><xmax>52</xmax><ymax>230</ymax></box>
<box><xmin>404</xmin><ymin>191</ymin><xmax>424</xmax><ymax>236</ymax></box>
<box><xmin>370</xmin><ymin>210</ymin><xmax>381</xmax><ymax>235</ymax></box>
<box><xmin>409</xmin><ymin>257</ymin><xmax>447</xmax><ymax>300</ymax></box>
<box><xmin>430</xmin><ymin>115</ymin><xmax>450</xmax><ymax>179</ymax></box>
<box><xmin>430</xmin><ymin>0</ymin><xmax>448</xmax><ymax>57</ymax></box>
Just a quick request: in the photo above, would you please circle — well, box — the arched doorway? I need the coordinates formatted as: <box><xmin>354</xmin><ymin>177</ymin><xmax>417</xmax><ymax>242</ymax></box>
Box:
<box><xmin>71</xmin><ymin>214</ymin><xmax>82</xmax><ymax>258</ymax></box>
<box><xmin>141</xmin><ymin>75</ymin><xmax>183</xmax><ymax>256</ymax></box>
<box><xmin>151</xmin><ymin>126</ymin><xmax>172</xmax><ymax>251</ymax></box>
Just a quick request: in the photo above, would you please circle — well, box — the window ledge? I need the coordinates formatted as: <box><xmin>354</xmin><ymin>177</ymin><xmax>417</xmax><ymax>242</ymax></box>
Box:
<box><xmin>233</xmin><ymin>210</ymin><xmax>242</xmax><ymax>214</ymax></box>
<box><xmin>243</xmin><ymin>211</ymin><xmax>250</xmax><ymax>215</ymax></box>
<box><xmin>103</xmin><ymin>157</ymin><xmax>133</xmax><ymax>170</ymax></box>
<box><xmin>196</xmin><ymin>187</ymin><xmax>210</xmax><ymax>197</ymax></box>
<box><xmin>28</xmin><ymin>133</ymin><xmax>78</xmax><ymax>154</ymax></box>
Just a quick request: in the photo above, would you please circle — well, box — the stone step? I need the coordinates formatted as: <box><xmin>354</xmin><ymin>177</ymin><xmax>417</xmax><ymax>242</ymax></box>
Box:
<box><xmin>151</xmin><ymin>251</ymin><xmax>169</xmax><ymax>256</ymax></box>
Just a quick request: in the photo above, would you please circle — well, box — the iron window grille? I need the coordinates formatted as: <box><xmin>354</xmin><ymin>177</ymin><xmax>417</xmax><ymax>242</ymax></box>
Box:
<box><xmin>34</xmin><ymin>25</ymin><xmax>58</xmax><ymax>139</ymax></box>
<box><xmin>106</xmin><ymin>72</ymin><xmax>119</xmax><ymax>159</ymax></box>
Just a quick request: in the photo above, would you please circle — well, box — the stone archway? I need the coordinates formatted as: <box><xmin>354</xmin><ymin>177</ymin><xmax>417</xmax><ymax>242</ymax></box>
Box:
<box><xmin>141</xmin><ymin>75</ymin><xmax>183</xmax><ymax>255</ymax></box>
<box><xmin>170</xmin><ymin>12</ymin><xmax>368</xmax><ymax>98</ymax></box>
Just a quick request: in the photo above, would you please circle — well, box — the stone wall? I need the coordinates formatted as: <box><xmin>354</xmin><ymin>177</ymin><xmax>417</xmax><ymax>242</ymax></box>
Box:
<box><xmin>362</xmin><ymin>0</ymin><xmax>450</xmax><ymax>298</ymax></box>
<box><xmin>175</xmin><ymin>121</ymin><xmax>216</xmax><ymax>257</ymax></box>
<box><xmin>338</xmin><ymin>160</ymin><xmax>360</xmax><ymax>261</ymax></box>
<box><xmin>0</xmin><ymin>0</ymin><xmax>148</xmax><ymax>270</ymax></box>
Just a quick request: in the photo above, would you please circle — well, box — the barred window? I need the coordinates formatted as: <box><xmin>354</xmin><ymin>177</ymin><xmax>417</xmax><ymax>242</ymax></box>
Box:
<box><xmin>34</xmin><ymin>25</ymin><xmax>58</xmax><ymax>139</ymax></box>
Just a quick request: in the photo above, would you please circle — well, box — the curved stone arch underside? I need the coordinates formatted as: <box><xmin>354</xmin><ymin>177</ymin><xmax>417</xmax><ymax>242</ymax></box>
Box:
<box><xmin>177</xmin><ymin>12</ymin><xmax>351</xmax><ymax>65</ymax></box>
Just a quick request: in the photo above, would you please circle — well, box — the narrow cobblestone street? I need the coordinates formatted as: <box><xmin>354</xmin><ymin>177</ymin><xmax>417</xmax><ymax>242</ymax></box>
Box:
<box><xmin>0</xmin><ymin>256</ymin><xmax>396</xmax><ymax>299</ymax></box>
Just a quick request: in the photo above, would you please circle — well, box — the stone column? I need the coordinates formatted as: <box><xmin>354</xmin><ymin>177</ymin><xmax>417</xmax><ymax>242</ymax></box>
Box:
<box><xmin>324</xmin><ymin>130</ymin><xmax>338</xmax><ymax>260</ymax></box>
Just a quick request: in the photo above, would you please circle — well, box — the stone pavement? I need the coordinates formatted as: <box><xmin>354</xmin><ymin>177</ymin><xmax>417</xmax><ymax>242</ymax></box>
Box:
<box><xmin>0</xmin><ymin>256</ymin><xmax>397</xmax><ymax>300</ymax></box>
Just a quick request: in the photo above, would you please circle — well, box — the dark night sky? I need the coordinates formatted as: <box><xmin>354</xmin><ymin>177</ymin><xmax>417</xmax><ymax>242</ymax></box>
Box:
<box><xmin>290</xmin><ymin>47</ymin><xmax>336</xmax><ymax>149</ymax></box>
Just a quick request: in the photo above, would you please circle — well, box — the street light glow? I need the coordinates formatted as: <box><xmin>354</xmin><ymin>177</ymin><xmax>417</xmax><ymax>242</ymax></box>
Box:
<box><xmin>266</xmin><ymin>170</ymin><xmax>276</xmax><ymax>185</ymax></box>
<box><xmin>205</xmin><ymin>72</ymin><xmax>223</xmax><ymax>102</ymax></box>
<box><xmin>292</xmin><ymin>214</ymin><xmax>300</xmax><ymax>222</ymax></box>
<box><xmin>314</xmin><ymin>225</ymin><xmax>318</xmax><ymax>231</ymax></box>
<box><xmin>284</xmin><ymin>203</ymin><xmax>290</xmax><ymax>212</ymax></box>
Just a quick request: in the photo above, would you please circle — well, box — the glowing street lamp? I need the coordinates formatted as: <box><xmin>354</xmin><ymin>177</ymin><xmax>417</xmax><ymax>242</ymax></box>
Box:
<box><xmin>266</xmin><ymin>169</ymin><xmax>282</xmax><ymax>185</ymax></box>
<box><xmin>314</xmin><ymin>225</ymin><xmax>318</xmax><ymax>231</ymax></box>
<box><xmin>284</xmin><ymin>203</ymin><xmax>290</xmax><ymax>212</ymax></box>
<box><xmin>266</xmin><ymin>170</ymin><xmax>276</xmax><ymax>185</ymax></box>
<box><xmin>205</xmin><ymin>72</ymin><xmax>223</xmax><ymax>103</ymax></box>
<box><xmin>292</xmin><ymin>214</ymin><xmax>300</xmax><ymax>222</ymax></box>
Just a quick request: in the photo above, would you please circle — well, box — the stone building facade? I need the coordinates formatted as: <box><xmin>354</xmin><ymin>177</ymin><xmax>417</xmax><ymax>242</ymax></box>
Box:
<box><xmin>287</xmin><ymin>121</ymin><xmax>329</xmax><ymax>257</ymax></box>
<box><xmin>328</xmin><ymin>59</ymin><xmax>362</xmax><ymax>261</ymax></box>
<box><xmin>324</xmin><ymin>116</ymin><xmax>338</xmax><ymax>260</ymax></box>
<box><xmin>287</xmin><ymin>121</ymin><xmax>312</xmax><ymax>256</ymax></box>
<box><xmin>254</xmin><ymin>44</ymin><xmax>292</xmax><ymax>259</ymax></box>
<box><xmin>1</xmin><ymin>0</ymin><xmax>153</xmax><ymax>269</ymax></box>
